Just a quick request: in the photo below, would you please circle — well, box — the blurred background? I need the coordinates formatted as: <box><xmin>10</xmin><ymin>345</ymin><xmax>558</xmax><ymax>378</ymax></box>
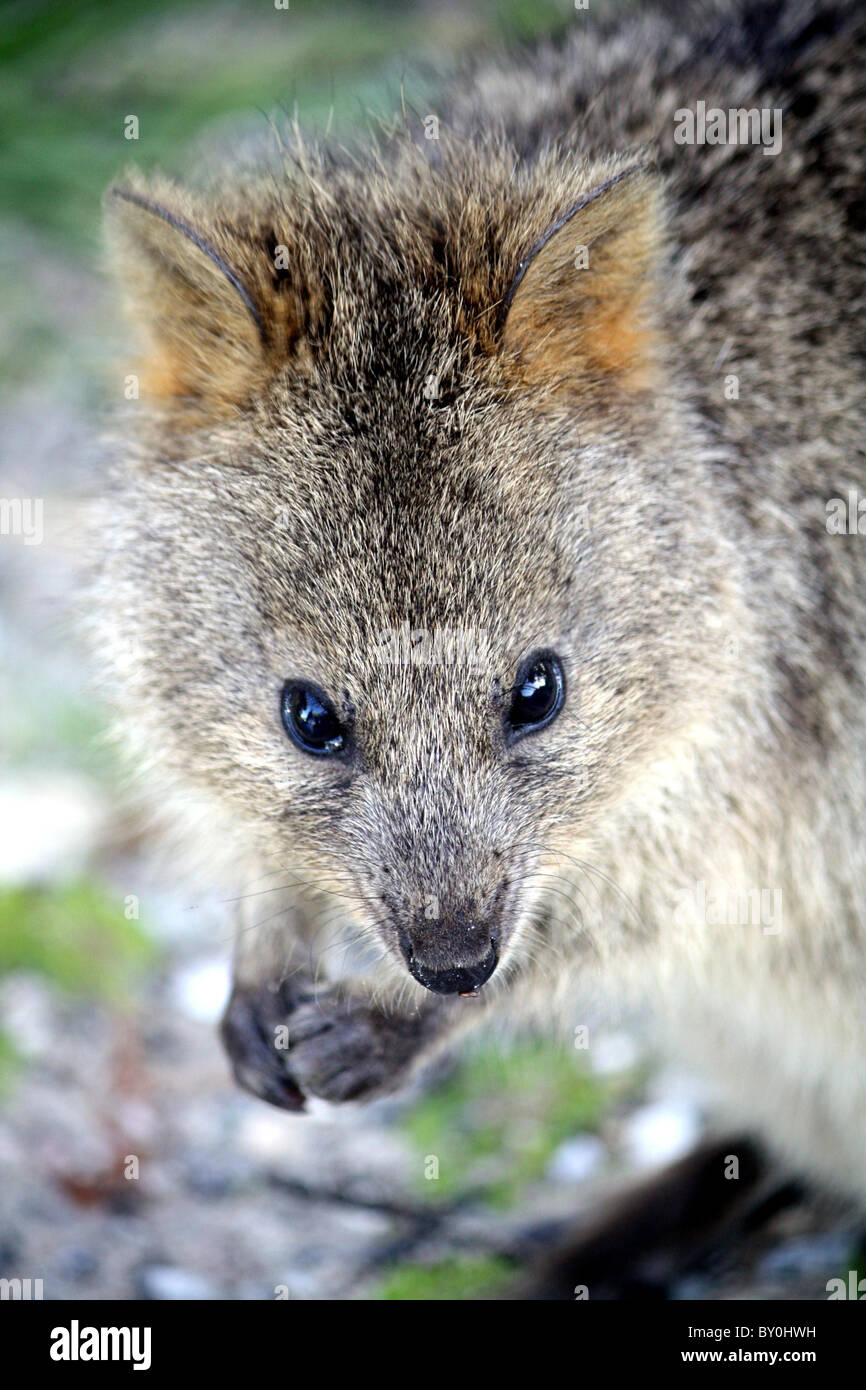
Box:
<box><xmin>0</xmin><ymin>0</ymin><xmax>859</xmax><ymax>1300</ymax></box>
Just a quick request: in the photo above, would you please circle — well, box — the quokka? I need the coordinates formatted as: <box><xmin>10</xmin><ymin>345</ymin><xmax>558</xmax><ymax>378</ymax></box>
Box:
<box><xmin>96</xmin><ymin>0</ymin><xmax>866</xmax><ymax>1293</ymax></box>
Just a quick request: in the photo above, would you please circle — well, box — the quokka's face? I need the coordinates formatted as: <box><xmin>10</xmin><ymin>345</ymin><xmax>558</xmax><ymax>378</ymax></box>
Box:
<box><xmin>104</xmin><ymin>158</ymin><xmax>728</xmax><ymax>993</ymax></box>
<box><xmin>113</xmin><ymin>399</ymin><xmax>597</xmax><ymax>993</ymax></box>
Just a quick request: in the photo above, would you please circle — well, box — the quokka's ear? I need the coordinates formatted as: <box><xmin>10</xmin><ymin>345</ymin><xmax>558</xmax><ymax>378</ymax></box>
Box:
<box><xmin>105</xmin><ymin>175</ymin><xmax>305</xmax><ymax>420</ymax></box>
<box><xmin>501</xmin><ymin>164</ymin><xmax>662</xmax><ymax>394</ymax></box>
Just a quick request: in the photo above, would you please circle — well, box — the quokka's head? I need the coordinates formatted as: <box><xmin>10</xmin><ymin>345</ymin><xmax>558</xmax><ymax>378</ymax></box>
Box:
<box><xmin>101</xmin><ymin>141</ymin><xmax>738</xmax><ymax>996</ymax></box>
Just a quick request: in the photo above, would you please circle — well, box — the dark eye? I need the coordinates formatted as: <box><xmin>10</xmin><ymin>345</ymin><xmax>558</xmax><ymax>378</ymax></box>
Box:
<box><xmin>281</xmin><ymin>682</ymin><xmax>347</xmax><ymax>757</ymax></box>
<box><xmin>507</xmin><ymin>653</ymin><xmax>565</xmax><ymax>739</ymax></box>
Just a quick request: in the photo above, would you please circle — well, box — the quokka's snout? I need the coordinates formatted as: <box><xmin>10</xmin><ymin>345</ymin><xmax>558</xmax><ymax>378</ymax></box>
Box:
<box><xmin>398</xmin><ymin>909</ymin><xmax>501</xmax><ymax>995</ymax></box>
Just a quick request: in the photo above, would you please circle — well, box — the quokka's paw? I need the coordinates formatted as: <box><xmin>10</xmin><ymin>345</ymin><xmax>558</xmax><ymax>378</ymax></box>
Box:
<box><xmin>220</xmin><ymin>978</ymin><xmax>428</xmax><ymax>1110</ymax></box>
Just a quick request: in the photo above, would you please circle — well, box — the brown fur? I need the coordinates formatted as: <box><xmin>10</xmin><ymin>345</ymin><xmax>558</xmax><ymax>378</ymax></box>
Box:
<box><xmin>502</xmin><ymin>167</ymin><xmax>662</xmax><ymax>392</ymax></box>
<box><xmin>94</xmin><ymin>0</ymin><xmax>866</xmax><ymax>1225</ymax></box>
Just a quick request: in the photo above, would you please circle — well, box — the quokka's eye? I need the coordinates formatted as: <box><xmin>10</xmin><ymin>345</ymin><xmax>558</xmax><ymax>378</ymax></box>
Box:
<box><xmin>506</xmin><ymin>653</ymin><xmax>565</xmax><ymax>739</ymax></box>
<box><xmin>281</xmin><ymin>682</ymin><xmax>347</xmax><ymax>757</ymax></box>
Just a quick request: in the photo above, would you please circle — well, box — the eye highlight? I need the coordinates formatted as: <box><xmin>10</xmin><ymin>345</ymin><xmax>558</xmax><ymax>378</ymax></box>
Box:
<box><xmin>281</xmin><ymin>682</ymin><xmax>347</xmax><ymax>757</ymax></box>
<box><xmin>506</xmin><ymin>653</ymin><xmax>565</xmax><ymax>740</ymax></box>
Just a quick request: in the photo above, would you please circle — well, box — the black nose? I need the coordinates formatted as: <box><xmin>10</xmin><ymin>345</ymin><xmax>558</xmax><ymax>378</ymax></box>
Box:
<box><xmin>404</xmin><ymin>943</ymin><xmax>499</xmax><ymax>995</ymax></box>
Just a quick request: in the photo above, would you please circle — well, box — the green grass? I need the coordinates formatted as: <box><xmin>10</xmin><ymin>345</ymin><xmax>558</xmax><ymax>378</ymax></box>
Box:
<box><xmin>0</xmin><ymin>879</ymin><xmax>156</xmax><ymax>1002</ymax></box>
<box><xmin>0</xmin><ymin>0</ymin><xmax>575</xmax><ymax>389</ymax></box>
<box><xmin>375</xmin><ymin>1254</ymin><xmax>513</xmax><ymax>1301</ymax></box>
<box><xmin>402</xmin><ymin>1037</ymin><xmax>614</xmax><ymax>1208</ymax></box>
<box><xmin>381</xmin><ymin>1033</ymin><xmax>638</xmax><ymax>1298</ymax></box>
<box><xmin>0</xmin><ymin>681</ymin><xmax>115</xmax><ymax>775</ymax></box>
<box><xmin>0</xmin><ymin>0</ymin><xmax>572</xmax><ymax>249</ymax></box>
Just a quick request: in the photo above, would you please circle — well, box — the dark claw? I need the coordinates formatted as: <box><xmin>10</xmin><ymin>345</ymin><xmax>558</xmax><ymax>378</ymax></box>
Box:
<box><xmin>220</xmin><ymin>984</ymin><xmax>306</xmax><ymax>1112</ymax></box>
<box><xmin>220</xmin><ymin>977</ymin><xmax>437</xmax><ymax>1108</ymax></box>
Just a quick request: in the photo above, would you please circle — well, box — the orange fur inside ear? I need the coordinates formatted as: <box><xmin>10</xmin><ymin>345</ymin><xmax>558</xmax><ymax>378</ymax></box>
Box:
<box><xmin>107</xmin><ymin>184</ymin><xmax>274</xmax><ymax>422</ymax></box>
<box><xmin>131</xmin><ymin>272</ymin><xmax>265</xmax><ymax>418</ymax></box>
<box><xmin>137</xmin><ymin>338</ymin><xmax>261</xmax><ymax>418</ymax></box>
<box><xmin>503</xmin><ymin>171</ymin><xmax>661</xmax><ymax>394</ymax></box>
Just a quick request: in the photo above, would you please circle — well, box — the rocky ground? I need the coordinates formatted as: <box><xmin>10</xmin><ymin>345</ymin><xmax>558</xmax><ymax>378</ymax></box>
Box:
<box><xmin>1</xmin><ymin>952</ymin><xmax>861</xmax><ymax>1301</ymax></box>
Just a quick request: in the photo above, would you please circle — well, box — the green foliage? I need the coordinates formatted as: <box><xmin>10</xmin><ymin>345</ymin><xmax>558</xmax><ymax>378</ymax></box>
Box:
<box><xmin>0</xmin><ymin>0</ymin><xmax>577</xmax><ymax>389</ymax></box>
<box><xmin>0</xmin><ymin>880</ymin><xmax>155</xmax><ymax>1003</ymax></box>
<box><xmin>375</xmin><ymin>1254</ymin><xmax>513</xmax><ymax>1301</ymax></box>
<box><xmin>403</xmin><ymin>1037</ymin><xmax>612</xmax><ymax>1207</ymax></box>
<box><xmin>0</xmin><ymin>0</ymin><xmax>572</xmax><ymax>247</ymax></box>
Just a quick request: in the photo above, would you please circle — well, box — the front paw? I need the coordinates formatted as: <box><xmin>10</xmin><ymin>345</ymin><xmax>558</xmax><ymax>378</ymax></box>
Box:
<box><xmin>220</xmin><ymin>978</ymin><xmax>429</xmax><ymax>1110</ymax></box>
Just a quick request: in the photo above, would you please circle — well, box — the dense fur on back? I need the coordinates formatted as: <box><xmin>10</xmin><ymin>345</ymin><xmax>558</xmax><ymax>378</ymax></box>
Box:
<box><xmin>97</xmin><ymin>0</ymin><xmax>866</xmax><ymax>1201</ymax></box>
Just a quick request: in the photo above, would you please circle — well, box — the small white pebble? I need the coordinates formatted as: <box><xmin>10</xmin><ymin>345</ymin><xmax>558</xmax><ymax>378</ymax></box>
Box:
<box><xmin>621</xmin><ymin>1101</ymin><xmax>702</xmax><ymax>1169</ymax></box>
<box><xmin>590</xmin><ymin>1031</ymin><xmax>640</xmax><ymax>1076</ymax></box>
<box><xmin>139</xmin><ymin>1265</ymin><xmax>216</xmax><ymax>1301</ymax></box>
<box><xmin>171</xmin><ymin>956</ymin><xmax>231</xmax><ymax>1023</ymax></box>
<box><xmin>546</xmin><ymin>1134</ymin><xmax>607</xmax><ymax>1183</ymax></box>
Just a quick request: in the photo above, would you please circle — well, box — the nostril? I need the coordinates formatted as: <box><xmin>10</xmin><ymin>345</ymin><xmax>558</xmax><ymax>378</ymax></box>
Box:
<box><xmin>397</xmin><ymin>926</ymin><xmax>413</xmax><ymax>964</ymax></box>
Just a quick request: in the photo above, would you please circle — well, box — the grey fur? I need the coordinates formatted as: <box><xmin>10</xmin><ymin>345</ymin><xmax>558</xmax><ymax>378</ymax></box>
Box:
<box><xmin>96</xmin><ymin>0</ymin><xmax>866</xmax><ymax>1203</ymax></box>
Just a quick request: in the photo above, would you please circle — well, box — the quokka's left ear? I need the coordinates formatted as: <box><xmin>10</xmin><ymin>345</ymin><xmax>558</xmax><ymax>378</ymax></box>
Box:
<box><xmin>104</xmin><ymin>173</ymin><xmax>317</xmax><ymax>422</ymax></box>
<box><xmin>501</xmin><ymin>163</ymin><xmax>663</xmax><ymax>394</ymax></box>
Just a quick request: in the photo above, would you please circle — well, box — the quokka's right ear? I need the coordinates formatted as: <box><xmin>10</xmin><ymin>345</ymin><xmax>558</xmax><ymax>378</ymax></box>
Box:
<box><xmin>104</xmin><ymin>174</ymin><xmax>310</xmax><ymax>420</ymax></box>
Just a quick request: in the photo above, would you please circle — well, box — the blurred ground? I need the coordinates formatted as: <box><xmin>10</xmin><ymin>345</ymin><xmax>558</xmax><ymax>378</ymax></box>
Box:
<box><xmin>0</xmin><ymin>0</ymin><xmax>862</xmax><ymax>1300</ymax></box>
